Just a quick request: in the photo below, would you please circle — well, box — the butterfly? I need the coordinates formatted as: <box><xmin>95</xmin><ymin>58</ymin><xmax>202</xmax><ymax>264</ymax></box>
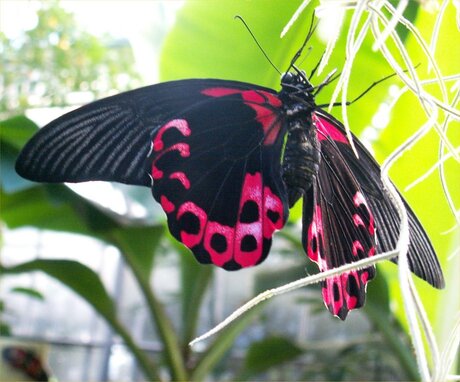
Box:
<box><xmin>2</xmin><ymin>347</ymin><xmax>49</xmax><ymax>381</ymax></box>
<box><xmin>15</xmin><ymin>60</ymin><xmax>444</xmax><ymax>319</ymax></box>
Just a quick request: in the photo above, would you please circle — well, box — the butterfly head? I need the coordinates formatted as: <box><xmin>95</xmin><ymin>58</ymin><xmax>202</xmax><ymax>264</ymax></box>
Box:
<box><xmin>280</xmin><ymin>71</ymin><xmax>316</xmax><ymax>107</ymax></box>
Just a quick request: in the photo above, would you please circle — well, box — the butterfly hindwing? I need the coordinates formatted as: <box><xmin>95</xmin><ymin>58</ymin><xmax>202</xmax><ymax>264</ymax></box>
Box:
<box><xmin>313</xmin><ymin>111</ymin><xmax>444</xmax><ymax>289</ymax></box>
<box><xmin>149</xmin><ymin>85</ymin><xmax>289</xmax><ymax>269</ymax></box>
<box><xmin>302</xmin><ymin>126</ymin><xmax>377</xmax><ymax>319</ymax></box>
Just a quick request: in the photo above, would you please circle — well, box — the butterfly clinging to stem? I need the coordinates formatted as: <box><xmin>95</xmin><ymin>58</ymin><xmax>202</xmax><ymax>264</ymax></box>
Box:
<box><xmin>16</xmin><ymin>17</ymin><xmax>444</xmax><ymax>320</ymax></box>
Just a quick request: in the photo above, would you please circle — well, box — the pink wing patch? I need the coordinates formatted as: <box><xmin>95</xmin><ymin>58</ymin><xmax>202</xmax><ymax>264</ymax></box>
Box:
<box><xmin>306</xmin><ymin>189</ymin><xmax>376</xmax><ymax>319</ymax></box>
<box><xmin>150</xmin><ymin>119</ymin><xmax>191</xmax><ymax>182</ymax></box>
<box><xmin>321</xmin><ymin>270</ymin><xmax>371</xmax><ymax>315</ymax></box>
<box><xmin>312</xmin><ymin>113</ymin><xmax>348</xmax><ymax>144</ymax></box>
<box><xmin>174</xmin><ymin>172</ymin><xmax>285</xmax><ymax>269</ymax></box>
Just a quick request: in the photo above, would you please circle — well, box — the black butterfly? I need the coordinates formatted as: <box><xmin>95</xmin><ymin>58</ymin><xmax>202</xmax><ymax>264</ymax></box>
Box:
<box><xmin>2</xmin><ymin>347</ymin><xmax>49</xmax><ymax>381</ymax></box>
<box><xmin>16</xmin><ymin>64</ymin><xmax>444</xmax><ymax>319</ymax></box>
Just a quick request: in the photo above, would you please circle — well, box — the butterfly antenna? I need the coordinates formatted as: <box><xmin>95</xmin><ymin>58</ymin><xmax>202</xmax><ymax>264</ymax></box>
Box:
<box><xmin>287</xmin><ymin>12</ymin><xmax>318</xmax><ymax>73</ymax></box>
<box><xmin>235</xmin><ymin>15</ymin><xmax>281</xmax><ymax>75</ymax></box>
<box><xmin>309</xmin><ymin>52</ymin><xmax>325</xmax><ymax>80</ymax></box>
<box><xmin>313</xmin><ymin>68</ymin><xmax>339</xmax><ymax>96</ymax></box>
<box><xmin>317</xmin><ymin>64</ymin><xmax>421</xmax><ymax>108</ymax></box>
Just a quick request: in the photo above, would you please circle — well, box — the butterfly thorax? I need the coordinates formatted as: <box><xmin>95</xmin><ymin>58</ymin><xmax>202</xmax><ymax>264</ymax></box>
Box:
<box><xmin>280</xmin><ymin>73</ymin><xmax>321</xmax><ymax>208</ymax></box>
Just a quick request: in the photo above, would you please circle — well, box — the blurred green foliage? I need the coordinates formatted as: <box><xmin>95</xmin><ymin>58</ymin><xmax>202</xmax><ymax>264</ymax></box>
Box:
<box><xmin>0</xmin><ymin>0</ymin><xmax>141</xmax><ymax>116</ymax></box>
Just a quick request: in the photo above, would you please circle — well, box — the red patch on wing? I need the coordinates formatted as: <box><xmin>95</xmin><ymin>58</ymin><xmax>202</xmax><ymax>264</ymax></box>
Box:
<box><xmin>151</xmin><ymin>119</ymin><xmax>191</xmax><ymax>182</ymax></box>
<box><xmin>153</xmin><ymin>119</ymin><xmax>190</xmax><ymax>151</ymax></box>
<box><xmin>201</xmin><ymin>87</ymin><xmax>243</xmax><ymax>97</ymax></box>
<box><xmin>313</xmin><ymin>114</ymin><xmax>348</xmax><ymax>144</ymax></box>
<box><xmin>169</xmin><ymin>171</ymin><xmax>190</xmax><ymax>189</ymax></box>
<box><xmin>204</xmin><ymin>222</ymin><xmax>235</xmax><ymax>267</ymax></box>
<box><xmin>160</xmin><ymin>195</ymin><xmax>175</xmax><ymax>213</ymax></box>
<box><xmin>178</xmin><ymin>201</ymin><xmax>207</xmax><ymax>248</ymax></box>
<box><xmin>307</xmin><ymin>205</ymin><xmax>324</xmax><ymax>263</ymax></box>
<box><xmin>354</xmin><ymin>191</ymin><xmax>375</xmax><ymax>235</ymax></box>
<box><xmin>307</xmin><ymin>201</ymin><xmax>375</xmax><ymax>319</ymax></box>
<box><xmin>234</xmin><ymin>172</ymin><xmax>264</xmax><ymax>267</ymax></box>
<box><xmin>172</xmin><ymin>171</ymin><xmax>285</xmax><ymax>269</ymax></box>
<box><xmin>321</xmin><ymin>270</ymin><xmax>367</xmax><ymax>319</ymax></box>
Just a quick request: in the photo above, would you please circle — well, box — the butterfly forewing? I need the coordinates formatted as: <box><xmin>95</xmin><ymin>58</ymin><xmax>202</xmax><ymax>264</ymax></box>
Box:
<box><xmin>16</xmin><ymin>79</ymin><xmax>290</xmax><ymax>271</ymax></box>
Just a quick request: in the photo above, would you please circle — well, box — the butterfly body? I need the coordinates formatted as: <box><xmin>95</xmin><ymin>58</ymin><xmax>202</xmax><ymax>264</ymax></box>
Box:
<box><xmin>279</xmin><ymin>73</ymin><xmax>321</xmax><ymax>207</ymax></box>
<box><xmin>16</xmin><ymin>72</ymin><xmax>444</xmax><ymax>319</ymax></box>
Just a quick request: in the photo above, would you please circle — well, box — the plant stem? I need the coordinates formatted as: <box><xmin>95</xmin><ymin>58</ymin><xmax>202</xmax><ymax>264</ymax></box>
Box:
<box><xmin>366</xmin><ymin>304</ymin><xmax>420</xmax><ymax>381</ymax></box>
<box><xmin>119</xmin><ymin>245</ymin><xmax>188</xmax><ymax>381</ymax></box>
<box><xmin>110</xmin><ymin>318</ymin><xmax>162</xmax><ymax>381</ymax></box>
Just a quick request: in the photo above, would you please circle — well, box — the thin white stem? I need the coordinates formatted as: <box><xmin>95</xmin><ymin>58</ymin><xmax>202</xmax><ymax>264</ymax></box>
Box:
<box><xmin>340</xmin><ymin>2</ymin><xmax>374</xmax><ymax>158</ymax></box>
<box><xmin>372</xmin><ymin>0</ymin><xmax>408</xmax><ymax>51</ymax></box>
<box><xmin>455</xmin><ymin>0</ymin><xmax>460</xmax><ymax>30</ymax></box>
<box><xmin>404</xmin><ymin>147</ymin><xmax>460</xmax><ymax>192</ymax></box>
<box><xmin>280</xmin><ymin>0</ymin><xmax>312</xmax><ymax>38</ymax></box>
<box><xmin>428</xmin><ymin>0</ymin><xmax>449</xmax><ymax>73</ymax></box>
<box><xmin>447</xmin><ymin>246</ymin><xmax>460</xmax><ymax>261</ymax></box>
<box><xmin>381</xmin><ymin>1</ymin><xmax>448</xmax><ymax>104</ymax></box>
<box><xmin>317</xmin><ymin>8</ymin><xmax>346</xmax><ymax>75</ymax></box>
<box><xmin>408</xmin><ymin>275</ymin><xmax>440</xmax><ymax>370</ymax></box>
<box><xmin>380</xmin><ymin>107</ymin><xmax>439</xmax><ymax>382</ymax></box>
<box><xmin>370</xmin><ymin>5</ymin><xmax>460</xmax><ymax>162</ymax></box>
<box><xmin>385</xmin><ymin>89</ymin><xmax>460</xmax><ymax>164</ymax></box>
<box><xmin>328</xmin><ymin>0</ymin><xmax>368</xmax><ymax>109</ymax></box>
<box><xmin>439</xmin><ymin>85</ymin><xmax>460</xmax><ymax>225</ymax></box>
<box><xmin>189</xmin><ymin>248</ymin><xmax>400</xmax><ymax>346</ymax></box>
<box><xmin>435</xmin><ymin>314</ymin><xmax>460</xmax><ymax>381</ymax></box>
<box><xmin>327</xmin><ymin>0</ymin><xmax>375</xmax><ymax>158</ymax></box>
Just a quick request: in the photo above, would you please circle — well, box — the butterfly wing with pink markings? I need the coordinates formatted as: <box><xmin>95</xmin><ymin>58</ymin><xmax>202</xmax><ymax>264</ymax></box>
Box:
<box><xmin>149</xmin><ymin>83</ymin><xmax>289</xmax><ymax>270</ymax></box>
<box><xmin>302</xmin><ymin>111</ymin><xmax>444</xmax><ymax>319</ymax></box>
<box><xmin>303</xmin><ymin>117</ymin><xmax>376</xmax><ymax>319</ymax></box>
<box><xmin>16</xmin><ymin>79</ymin><xmax>289</xmax><ymax>271</ymax></box>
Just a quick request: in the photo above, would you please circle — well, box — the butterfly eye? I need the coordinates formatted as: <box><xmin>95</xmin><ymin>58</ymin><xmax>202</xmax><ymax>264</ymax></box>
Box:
<box><xmin>281</xmin><ymin>72</ymin><xmax>295</xmax><ymax>85</ymax></box>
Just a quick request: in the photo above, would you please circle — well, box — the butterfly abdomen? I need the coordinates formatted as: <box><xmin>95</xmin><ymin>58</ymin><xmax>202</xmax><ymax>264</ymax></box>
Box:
<box><xmin>282</xmin><ymin>117</ymin><xmax>320</xmax><ymax>208</ymax></box>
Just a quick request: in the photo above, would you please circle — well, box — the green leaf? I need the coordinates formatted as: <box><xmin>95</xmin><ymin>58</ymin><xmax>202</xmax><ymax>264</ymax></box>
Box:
<box><xmin>177</xmin><ymin>239</ymin><xmax>213</xmax><ymax>345</ymax></box>
<box><xmin>161</xmin><ymin>0</ymin><xmax>309</xmax><ymax>87</ymax></box>
<box><xmin>0</xmin><ymin>142</ymin><xmax>34</xmax><ymax>193</ymax></box>
<box><xmin>0</xmin><ymin>116</ymin><xmax>38</xmax><ymax>193</ymax></box>
<box><xmin>112</xmin><ymin>231</ymin><xmax>188</xmax><ymax>381</ymax></box>
<box><xmin>1</xmin><ymin>183</ymin><xmax>130</xmax><ymax>241</ymax></box>
<box><xmin>10</xmin><ymin>287</ymin><xmax>45</xmax><ymax>301</ymax></box>
<box><xmin>191</xmin><ymin>303</ymin><xmax>265</xmax><ymax>381</ymax></box>
<box><xmin>2</xmin><ymin>186</ymin><xmax>90</xmax><ymax>234</ymax></box>
<box><xmin>364</xmin><ymin>268</ymin><xmax>418</xmax><ymax>380</ymax></box>
<box><xmin>1</xmin><ymin>259</ymin><xmax>116</xmax><ymax>319</ymax></box>
<box><xmin>0</xmin><ymin>322</ymin><xmax>11</xmax><ymax>336</ymax></box>
<box><xmin>0</xmin><ymin>115</ymin><xmax>38</xmax><ymax>149</ymax></box>
<box><xmin>240</xmin><ymin>336</ymin><xmax>303</xmax><ymax>378</ymax></box>
<box><xmin>364</xmin><ymin>265</ymin><xmax>390</xmax><ymax>317</ymax></box>
<box><xmin>111</xmin><ymin>225</ymin><xmax>165</xmax><ymax>283</ymax></box>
